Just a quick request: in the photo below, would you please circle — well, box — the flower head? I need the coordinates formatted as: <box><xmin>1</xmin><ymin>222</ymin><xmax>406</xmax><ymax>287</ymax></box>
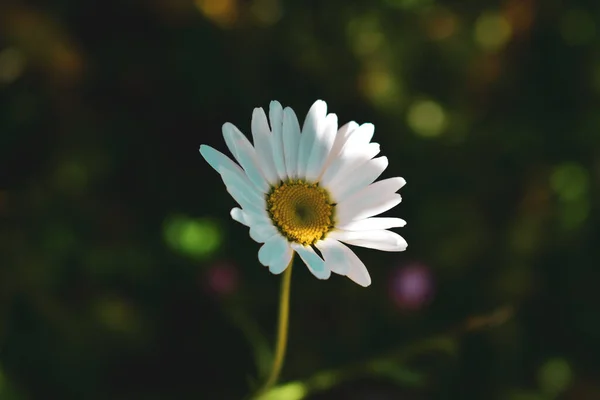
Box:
<box><xmin>200</xmin><ymin>100</ymin><xmax>406</xmax><ymax>286</ymax></box>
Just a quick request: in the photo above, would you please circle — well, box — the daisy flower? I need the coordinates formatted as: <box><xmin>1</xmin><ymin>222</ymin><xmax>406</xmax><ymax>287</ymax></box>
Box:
<box><xmin>199</xmin><ymin>100</ymin><xmax>406</xmax><ymax>287</ymax></box>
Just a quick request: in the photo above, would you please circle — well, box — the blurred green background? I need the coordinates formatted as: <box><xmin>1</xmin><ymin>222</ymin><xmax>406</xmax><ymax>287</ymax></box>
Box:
<box><xmin>1</xmin><ymin>0</ymin><xmax>599</xmax><ymax>398</ymax></box>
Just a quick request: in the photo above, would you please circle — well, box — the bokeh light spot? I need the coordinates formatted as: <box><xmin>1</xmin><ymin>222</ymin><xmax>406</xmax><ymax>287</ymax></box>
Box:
<box><xmin>390</xmin><ymin>263</ymin><xmax>435</xmax><ymax>310</ymax></box>
<box><xmin>425</xmin><ymin>9</ymin><xmax>458</xmax><ymax>40</ymax></box>
<box><xmin>206</xmin><ymin>261</ymin><xmax>239</xmax><ymax>296</ymax></box>
<box><xmin>95</xmin><ymin>296</ymin><xmax>139</xmax><ymax>334</ymax></box>
<box><xmin>474</xmin><ymin>12</ymin><xmax>512</xmax><ymax>51</ymax></box>
<box><xmin>560</xmin><ymin>9</ymin><xmax>595</xmax><ymax>46</ymax></box>
<box><xmin>54</xmin><ymin>160</ymin><xmax>89</xmax><ymax>193</ymax></box>
<box><xmin>0</xmin><ymin>47</ymin><xmax>26</xmax><ymax>84</ymax></box>
<box><xmin>164</xmin><ymin>215</ymin><xmax>222</xmax><ymax>260</ymax></box>
<box><xmin>537</xmin><ymin>358</ymin><xmax>573</xmax><ymax>396</ymax></box>
<box><xmin>347</xmin><ymin>15</ymin><xmax>384</xmax><ymax>56</ymax></box>
<box><xmin>561</xmin><ymin>197</ymin><xmax>590</xmax><ymax>230</ymax></box>
<box><xmin>550</xmin><ymin>162</ymin><xmax>589</xmax><ymax>202</ymax></box>
<box><xmin>550</xmin><ymin>163</ymin><xmax>590</xmax><ymax>229</ymax></box>
<box><xmin>407</xmin><ymin>99</ymin><xmax>447</xmax><ymax>137</ymax></box>
<box><xmin>360</xmin><ymin>66</ymin><xmax>398</xmax><ymax>107</ymax></box>
<box><xmin>257</xmin><ymin>381</ymin><xmax>307</xmax><ymax>400</ymax></box>
<box><xmin>195</xmin><ymin>0</ymin><xmax>238</xmax><ymax>27</ymax></box>
<box><xmin>250</xmin><ymin>0</ymin><xmax>282</xmax><ymax>26</ymax></box>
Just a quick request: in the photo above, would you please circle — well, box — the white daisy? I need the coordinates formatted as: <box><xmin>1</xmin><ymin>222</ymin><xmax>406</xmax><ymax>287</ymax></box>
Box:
<box><xmin>199</xmin><ymin>100</ymin><xmax>407</xmax><ymax>287</ymax></box>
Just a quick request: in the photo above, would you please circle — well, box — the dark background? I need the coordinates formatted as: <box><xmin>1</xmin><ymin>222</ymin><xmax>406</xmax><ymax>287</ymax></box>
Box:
<box><xmin>1</xmin><ymin>0</ymin><xmax>599</xmax><ymax>399</ymax></box>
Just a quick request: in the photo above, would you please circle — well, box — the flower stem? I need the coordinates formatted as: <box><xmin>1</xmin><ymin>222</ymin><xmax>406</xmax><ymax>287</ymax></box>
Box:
<box><xmin>258</xmin><ymin>257</ymin><xmax>294</xmax><ymax>395</ymax></box>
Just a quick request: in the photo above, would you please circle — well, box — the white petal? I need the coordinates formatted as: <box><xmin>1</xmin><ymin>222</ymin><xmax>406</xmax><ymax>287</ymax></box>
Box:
<box><xmin>219</xmin><ymin>167</ymin><xmax>266</xmax><ymax>216</ymax></box>
<box><xmin>329</xmin><ymin>156</ymin><xmax>388</xmax><ymax>202</ymax></box>
<box><xmin>297</xmin><ymin>100</ymin><xmax>327</xmax><ymax>178</ymax></box>
<box><xmin>336</xmin><ymin>177</ymin><xmax>406</xmax><ymax>224</ymax></box>
<box><xmin>269</xmin><ymin>101</ymin><xmax>287</xmax><ymax>180</ymax></box>
<box><xmin>329</xmin><ymin>229</ymin><xmax>408</xmax><ymax>252</ymax></box>
<box><xmin>199</xmin><ymin>145</ymin><xmax>243</xmax><ymax>176</ymax></box>
<box><xmin>242</xmin><ymin>209</ymin><xmax>276</xmax><ymax>243</ymax></box>
<box><xmin>200</xmin><ymin>145</ymin><xmax>268</xmax><ymax>200</ymax></box>
<box><xmin>269</xmin><ymin>243</ymin><xmax>293</xmax><ymax>275</ymax></box>
<box><xmin>221</xmin><ymin>127</ymin><xmax>240</xmax><ymax>161</ymax></box>
<box><xmin>291</xmin><ymin>242</ymin><xmax>331</xmax><ymax>280</ymax></box>
<box><xmin>230</xmin><ymin>207</ymin><xmax>247</xmax><ymax>226</ymax></box>
<box><xmin>337</xmin><ymin>194</ymin><xmax>402</xmax><ymax>226</ymax></box>
<box><xmin>318</xmin><ymin>121</ymin><xmax>359</xmax><ymax>180</ymax></box>
<box><xmin>251</xmin><ymin>108</ymin><xmax>279</xmax><ymax>184</ymax></box>
<box><xmin>351</xmin><ymin>123</ymin><xmax>375</xmax><ymax>145</ymax></box>
<box><xmin>222</xmin><ymin>123</ymin><xmax>269</xmax><ymax>193</ymax></box>
<box><xmin>316</xmin><ymin>238</ymin><xmax>371</xmax><ymax>286</ymax></box>
<box><xmin>322</xmin><ymin>123</ymin><xmax>375</xmax><ymax>180</ymax></box>
<box><xmin>337</xmin><ymin>217</ymin><xmax>406</xmax><ymax>231</ymax></box>
<box><xmin>258</xmin><ymin>234</ymin><xmax>288</xmax><ymax>267</ymax></box>
<box><xmin>329</xmin><ymin>121</ymin><xmax>359</xmax><ymax>160</ymax></box>
<box><xmin>344</xmin><ymin>246</ymin><xmax>372</xmax><ymax>287</ymax></box>
<box><xmin>315</xmin><ymin>238</ymin><xmax>350</xmax><ymax>275</ymax></box>
<box><xmin>241</xmin><ymin>207</ymin><xmax>271</xmax><ymax>225</ymax></box>
<box><xmin>282</xmin><ymin>107</ymin><xmax>301</xmax><ymax>179</ymax></box>
<box><xmin>320</xmin><ymin>142</ymin><xmax>380</xmax><ymax>189</ymax></box>
<box><xmin>249</xmin><ymin>223</ymin><xmax>278</xmax><ymax>244</ymax></box>
<box><xmin>219</xmin><ymin>166</ymin><xmax>265</xmax><ymax>205</ymax></box>
<box><xmin>306</xmin><ymin>113</ymin><xmax>338</xmax><ymax>181</ymax></box>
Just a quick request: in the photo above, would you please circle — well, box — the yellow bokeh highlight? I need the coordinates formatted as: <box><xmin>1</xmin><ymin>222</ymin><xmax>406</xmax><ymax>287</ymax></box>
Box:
<box><xmin>537</xmin><ymin>358</ymin><xmax>573</xmax><ymax>397</ymax></box>
<box><xmin>474</xmin><ymin>12</ymin><xmax>512</xmax><ymax>51</ymax></box>
<box><xmin>425</xmin><ymin>8</ymin><xmax>458</xmax><ymax>41</ymax></box>
<box><xmin>347</xmin><ymin>14</ymin><xmax>384</xmax><ymax>56</ymax></box>
<box><xmin>164</xmin><ymin>215</ymin><xmax>222</xmax><ymax>260</ymax></box>
<box><xmin>95</xmin><ymin>296</ymin><xmax>139</xmax><ymax>334</ymax></box>
<box><xmin>250</xmin><ymin>0</ymin><xmax>282</xmax><ymax>26</ymax></box>
<box><xmin>2</xmin><ymin>8</ymin><xmax>83</xmax><ymax>83</ymax></box>
<box><xmin>407</xmin><ymin>99</ymin><xmax>447</xmax><ymax>137</ymax></box>
<box><xmin>0</xmin><ymin>47</ymin><xmax>25</xmax><ymax>84</ymax></box>
<box><xmin>359</xmin><ymin>61</ymin><xmax>404</xmax><ymax>111</ymax></box>
<box><xmin>194</xmin><ymin>0</ymin><xmax>238</xmax><ymax>27</ymax></box>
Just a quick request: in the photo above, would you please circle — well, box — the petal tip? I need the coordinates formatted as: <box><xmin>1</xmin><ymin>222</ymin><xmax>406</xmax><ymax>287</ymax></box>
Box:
<box><xmin>309</xmin><ymin>99</ymin><xmax>328</xmax><ymax>116</ymax></box>
<box><xmin>362</xmin><ymin>122</ymin><xmax>375</xmax><ymax>129</ymax></box>
<box><xmin>268</xmin><ymin>265</ymin><xmax>285</xmax><ymax>275</ymax></box>
<box><xmin>252</xmin><ymin>107</ymin><xmax>266</xmax><ymax>120</ymax></box>
<box><xmin>198</xmin><ymin>144</ymin><xmax>210</xmax><ymax>158</ymax></box>
<box><xmin>398</xmin><ymin>238</ymin><xmax>408</xmax><ymax>251</ymax></box>
<box><xmin>269</xmin><ymin>100</ymin><xmax>283</xmax><ymax>111</ymax></box>
<box><xmin>349</xmin><ymin>273</ymin><xmax>371</xmax><ymax>287</ymax></box>
<box><xmin>221</xmin><ymin>122</ymin><xmax>235</xmax><ymax>137</ymax></box>
<box><xmin>315</xmin><ymin>271</ymin><xmax>332</xmax><ymax>280</ymax></box>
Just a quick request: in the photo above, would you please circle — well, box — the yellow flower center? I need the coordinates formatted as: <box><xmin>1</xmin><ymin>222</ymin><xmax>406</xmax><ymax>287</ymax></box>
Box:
<box><xmin>266</xmin><ymin>180</ymin><xmax>335</xmax><ymax>246</ymax></box>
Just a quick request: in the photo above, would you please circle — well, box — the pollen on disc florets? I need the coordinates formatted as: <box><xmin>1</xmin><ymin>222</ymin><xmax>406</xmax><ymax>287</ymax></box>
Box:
<box><xmin>266</xmin><ymin>179</ymin><xmax>335</xmax><ymax>246</ymax></box>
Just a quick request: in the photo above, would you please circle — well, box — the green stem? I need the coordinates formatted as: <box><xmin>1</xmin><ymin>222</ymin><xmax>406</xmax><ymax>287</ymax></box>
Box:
<box><xmin>258</xmin><ymin>257</ymin><xmax>294</xmax><ymax>395</ymax></box>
